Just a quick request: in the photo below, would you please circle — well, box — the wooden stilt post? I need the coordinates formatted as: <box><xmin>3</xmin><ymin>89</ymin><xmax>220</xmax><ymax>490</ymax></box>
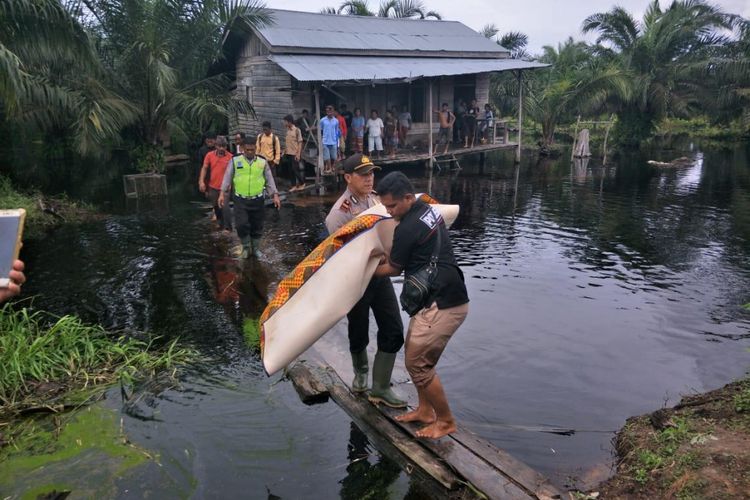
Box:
<box><xmin>571</xmin><ymin>115</ymin><xmax>581</xmax><ymax>162</ymax></box>
<box><xmin>428</xmin><ymin>79</ymin><xmax>434</xmax><ymax>171</ymax></box>
<box><xmin>515</xmin><ymin>71</ymin><xmax>523</xmax><ymax>163</ymax></box>
<box><xmin>314</xmin><ymin>86</ymin><xmax>323</xmax><ymax>186</ymax></box>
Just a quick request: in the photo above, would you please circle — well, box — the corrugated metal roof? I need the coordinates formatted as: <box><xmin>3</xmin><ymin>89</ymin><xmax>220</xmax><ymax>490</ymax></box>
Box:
<box><xmin>260</xmin><ymin>9</ymin><xmax>508</xmax><ymax>56</ymax></box>
<box><xmin>269</xmin><ymin>54</ymin><xmax>548</xmax><ymax>82</ymax></box>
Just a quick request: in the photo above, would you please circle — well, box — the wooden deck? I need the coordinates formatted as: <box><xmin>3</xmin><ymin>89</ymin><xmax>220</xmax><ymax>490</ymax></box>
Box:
<box><xmin>301</xmin><ymin>141</ymin><xmax>518</xmax><ymax>170</ymax></box>
<box><xmin>287</xmin><ymin>358</ymin><xmax>563</xmax><ymax>500</ymax></box>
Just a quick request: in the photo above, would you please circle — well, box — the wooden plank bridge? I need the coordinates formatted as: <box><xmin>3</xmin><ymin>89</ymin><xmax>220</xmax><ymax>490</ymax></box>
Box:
<box><xmin>286</xmin><ymin>357</ymin><xmax>564</xmax><ymax>500</ymax></box>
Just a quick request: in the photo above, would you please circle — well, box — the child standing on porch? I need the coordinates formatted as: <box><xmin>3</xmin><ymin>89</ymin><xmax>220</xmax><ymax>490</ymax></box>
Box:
<box><xmin>351</xmin><ymin>108</ymin><xmax>365</xmax><ymax>153</ymax></box>
<box><xmin>366</xmin><ymin>109</ymin><xmax>384</xmax><ymax>159</ymax></box>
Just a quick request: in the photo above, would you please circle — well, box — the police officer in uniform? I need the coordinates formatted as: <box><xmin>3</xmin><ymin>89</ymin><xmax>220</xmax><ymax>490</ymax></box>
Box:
<box><xmin>325</xmin><ymin>154</ymin><xmax>405</xmax><ymax>408</ymax></box>
<box><xmin>219</xmin><ymin>142</ymin><xmax>281</xmax><ymax>258</ymax></box>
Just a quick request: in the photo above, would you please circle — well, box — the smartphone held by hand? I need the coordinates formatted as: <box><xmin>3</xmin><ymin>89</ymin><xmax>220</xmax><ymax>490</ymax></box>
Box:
<box><xmin>0</xmin><ymin>209</ymin><xmax>25</xmax><ymax>288</ymax></box>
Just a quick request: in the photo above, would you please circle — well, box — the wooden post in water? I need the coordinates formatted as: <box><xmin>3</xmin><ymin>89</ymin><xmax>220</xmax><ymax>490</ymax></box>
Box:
<box><xmin>314</xmin><ymin>86</ymin><xmax>323</xmax><ymax>187</ymax></box>
<box><xmin>428</xmin><ymin>79</ymin><xmax>434</xmax><ymax>171</ymax></box>
<box><xmin>515</xmin><ymin>71</ymin><xmax>523</xmax><ymax>163</ymax></box>
<box><xmin>571</xmin><ymin>115</ymin><xmax>581</xmax><ymax>162</ymax></box>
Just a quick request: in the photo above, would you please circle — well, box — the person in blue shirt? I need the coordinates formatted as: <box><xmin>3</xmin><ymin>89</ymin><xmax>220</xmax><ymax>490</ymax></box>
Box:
<box><xmin>320</xmin><ymin>105</ymin><xmax>340</xmax><ymax>175</ymax></box>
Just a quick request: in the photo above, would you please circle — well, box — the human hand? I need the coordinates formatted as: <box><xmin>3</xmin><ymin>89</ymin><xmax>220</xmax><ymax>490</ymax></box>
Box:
<box><xmin>218</xmin><ymin>192</ymin><xmax>225</xmax><ymax>208</ymax></box>
<box><xmin>295</xmin><ymin>155</ymin><xmax>300</xmax><ymax>162</ymax></box>
<box><xmin>0</xmin><ymin>260</ymin><xmax>25</xmax><ymax>303</ymax></box>
<box><xmin>273</xmin><ymin>193</ymin><xmax>281</xmax><ymax>210</ymax></box>
<box><xmin>199</xmin><ymin>181</ymin><xmax>206</xmax><ymax>193</ymax></box>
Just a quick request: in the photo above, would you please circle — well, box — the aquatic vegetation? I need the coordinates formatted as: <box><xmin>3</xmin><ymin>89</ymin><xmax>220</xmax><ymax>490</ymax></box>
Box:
<box><xmin>243</xmin><ymin>316</ymin><xmax>261</xmax><ymax>351</ymax></box>
<box><xmin>0</xmin><ymin>304</ymin><xmax>196</xmax><ymax>415</ymax></box>
<box><xmin>0</xmin><ymin>405</ymin><xmax>151</xmax><ymax>498</ymax></box>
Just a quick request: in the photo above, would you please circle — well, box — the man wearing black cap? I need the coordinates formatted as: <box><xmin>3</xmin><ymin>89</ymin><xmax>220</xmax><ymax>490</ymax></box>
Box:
<box><xmin>325</xmin><ymin>153</ymin><xmax>405</xmax><ymax>408</ymax></box>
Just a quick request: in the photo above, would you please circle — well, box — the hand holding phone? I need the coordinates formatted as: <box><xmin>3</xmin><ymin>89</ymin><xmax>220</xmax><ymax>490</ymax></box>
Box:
<box><xmin>1</xmin><ymin>209</ymin><xmax>26</xmax><ymax>300</ymax></box>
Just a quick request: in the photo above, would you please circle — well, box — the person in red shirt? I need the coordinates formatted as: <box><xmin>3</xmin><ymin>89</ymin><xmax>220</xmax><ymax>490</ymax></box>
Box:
<box><xmin>199</xmin><ymin>135</ymin><xmax>233</xmax><ymax>231</ymax></box>
<box><xmin>335</xmin><ymin>108</ymin><xmax>348</xmax><ymax>160</ymax></box>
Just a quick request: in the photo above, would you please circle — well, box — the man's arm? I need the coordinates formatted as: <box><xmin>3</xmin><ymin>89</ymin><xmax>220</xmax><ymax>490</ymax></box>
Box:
<box><xmin>374</xmin><ymin>259</ymin><xmax>401</xmax><ymax>277</ymax></box>
<box><xmin>295</xmin><ymin>129</ymin><xmax>303</xmax><ymax>160</ymax></box>
<box><xmin>273</xmin><ymin>135</ymin><xmax>281</xmax><ymax>164</ymax></box>
<box><xmin>198</xmin><ymin>156</ymin><xmax>210</xmax><ymax>192</ymax></box>
<box><xmin>263</xmin><ymin>161</ymin><xmax>281</xmax><ymax>209</ymax></box>
<box><xmin>220</xmin><ymin>159</ymin><xmax>234</xmax><ymax>193</ymax></box>
<box><xmin>218</xmin><ymin>159</ymin><xmax>234</xmax><ymax>207</ymax></box>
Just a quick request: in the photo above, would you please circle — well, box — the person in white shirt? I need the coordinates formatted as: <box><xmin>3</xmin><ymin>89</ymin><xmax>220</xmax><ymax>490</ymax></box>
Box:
<box><xmin>366</xmin><ymin>109</ymin><xmax>384</xmax><ymax>159</ymax></box>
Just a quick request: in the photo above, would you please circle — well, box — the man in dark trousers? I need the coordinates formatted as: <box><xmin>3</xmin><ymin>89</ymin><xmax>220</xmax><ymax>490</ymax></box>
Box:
<box><xmin>374</xmin><ymin>171</ymin><xmax>469</xmax><ymax>439</ymax></box>
<box><xmin>218</xmin><ymin>142</ymin><xmax>281</xmax><ymax>259</ymax></box>
<box><xmin>199</xmin><ymin>135</ymin><xmax>233</xmax><ymax>231</ymax></box>
<box><xmin>325</xmin><ymin>154</ymin><xmax>406</xmax><ymax>408</ymax></box>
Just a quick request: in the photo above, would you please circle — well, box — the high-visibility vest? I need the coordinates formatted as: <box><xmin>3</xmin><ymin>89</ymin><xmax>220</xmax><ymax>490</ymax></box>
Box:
<box><xmin>232</xmin><ymin>155</ymin><xmax>266</xmax><ymax>197</ymax></box>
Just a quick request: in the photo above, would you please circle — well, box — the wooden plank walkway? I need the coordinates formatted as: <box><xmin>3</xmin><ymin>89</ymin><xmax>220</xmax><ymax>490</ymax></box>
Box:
<box><xmin>286</xmin><ymin>360</ymin><xmax>564</xmax><ymax>500</ymax></box>
<box><xmin>301</xmin><ymin>142</ymin><xmax>517</xmax><ymax>169</ymax></box>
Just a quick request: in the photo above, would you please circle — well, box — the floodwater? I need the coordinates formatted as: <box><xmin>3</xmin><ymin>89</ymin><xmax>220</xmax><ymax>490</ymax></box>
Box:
<box><xmin>18</xmin><ymin>141</ymin><xmax>750</xmax><ymax>497</ymax></box>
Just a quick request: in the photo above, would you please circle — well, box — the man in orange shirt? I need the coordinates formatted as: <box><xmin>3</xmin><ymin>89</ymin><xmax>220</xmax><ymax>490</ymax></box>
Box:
<box><xmin>199</xmin><ymin>135</ymin><xmax>233</xmax><ymax>231</ymax></box>
<box><xmin>335</xmin><ymin>108</ymin><xmax>348</xmax><ymax>159</ymax></box>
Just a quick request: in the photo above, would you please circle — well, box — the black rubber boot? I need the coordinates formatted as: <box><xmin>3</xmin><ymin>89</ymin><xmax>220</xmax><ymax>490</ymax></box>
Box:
<box><xmin>351</xmin><ymin>349</ymin><xmax>368</xmax><ymax>393</ymax></box>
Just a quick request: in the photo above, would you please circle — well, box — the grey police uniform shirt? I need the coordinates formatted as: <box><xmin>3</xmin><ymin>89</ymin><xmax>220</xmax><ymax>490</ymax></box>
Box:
<box><xmin>325</xmin><ymin>188</ymin><xmax>379</xmax><ymax>235</ymax></box>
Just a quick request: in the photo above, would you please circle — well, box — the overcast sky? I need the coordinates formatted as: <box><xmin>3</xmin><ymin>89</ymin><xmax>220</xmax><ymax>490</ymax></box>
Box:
<box><xmin>269</xmin><ymin>0</ymin><xmax>749</xmax><ymax>54</ymax></box>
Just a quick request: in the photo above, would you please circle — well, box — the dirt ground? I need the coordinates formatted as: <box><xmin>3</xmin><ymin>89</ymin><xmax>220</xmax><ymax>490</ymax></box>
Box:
<box><xmin>593</xmin><ymin>378</ymin><xmax>750</xmax><ymax>499</ymax></box>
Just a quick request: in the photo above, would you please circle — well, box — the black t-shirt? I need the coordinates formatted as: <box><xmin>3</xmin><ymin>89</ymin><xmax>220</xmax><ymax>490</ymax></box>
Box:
<box><xmin>342</xmin><ymin>111</ymin><xmax>353</xmax><ymax>128</ymax></box>
<box><xmin>390</xmin><ymin>201</ymin><xmax>469</xmax><ymax>309</ymax></box>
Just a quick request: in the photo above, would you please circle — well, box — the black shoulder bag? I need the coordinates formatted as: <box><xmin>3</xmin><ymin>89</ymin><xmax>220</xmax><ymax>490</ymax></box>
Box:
<box><xmin>399</xmin><ymin>225</ymin><xmax>442</xmax><ymax>317</ymax></box>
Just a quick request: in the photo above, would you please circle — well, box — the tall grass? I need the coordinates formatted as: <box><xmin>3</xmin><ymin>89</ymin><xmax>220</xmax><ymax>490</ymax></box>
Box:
<box><xmin>0</xmin><ymin>304</ymin><xmax>195</xmax><ymax>413</ymax></box>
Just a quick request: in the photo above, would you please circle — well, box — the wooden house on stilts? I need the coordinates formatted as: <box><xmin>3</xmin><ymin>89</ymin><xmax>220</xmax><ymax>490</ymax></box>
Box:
<box><xmin>226</xmin><ymin>9</ymin><xmax>546</xmax><ymax>175</ymax></box>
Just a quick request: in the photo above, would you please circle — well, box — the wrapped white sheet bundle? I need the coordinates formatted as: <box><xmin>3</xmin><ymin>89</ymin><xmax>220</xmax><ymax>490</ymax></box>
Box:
<box><xmin>260</xmin><ymin>198</ymin><xmax>459</xmax><ymax>376</ymax></box>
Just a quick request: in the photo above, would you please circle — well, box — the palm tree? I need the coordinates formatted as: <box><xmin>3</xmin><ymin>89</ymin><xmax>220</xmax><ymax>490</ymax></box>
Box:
<box><xmin>582</xmin><ymin>0</ymin><xmax>738</xmax><ymax>144</ymax></box>
<box><xmin>524</xmin><ymin>38</ymin><xmax>628</xmax><ymax>149</ymax></box>
<box><xmin>377</xmin><ymin>0</ymin><xmax>440</xmax><ymax>19</ymax></box>
<box><xmin>479</xmin><ymin>24</ymin><xmax>529</xmax><ymax>59</ymax></box>
<box><xmin>0</xmin><ymin>0</ymin><xmax>134</xmax><ymax>157</ymax></box>
<box><xmin>323</xmin><ymin>0</ymin><xmax>440</xmax><ymax>20</ymax></box>
<box><xmin>82</xmin><ymin>0</ymin><xmax>270</xmax><ymax>150</ymax></box>
<box><xmin>337</xmin><ymin>0</ymin><xmax>374</xmax><ymax>16</ymax></box>
<box><xmin>701</xmin><ymin>18</ymin><xmax>750</xmax><ymax>135</ymax></box>
<box><xmin>2</xmin><ymin>0</ymin><xmax>270</xmax><ymax>162</ymax></box>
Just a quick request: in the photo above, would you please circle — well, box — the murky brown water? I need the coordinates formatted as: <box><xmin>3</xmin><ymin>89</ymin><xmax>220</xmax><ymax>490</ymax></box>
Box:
<box><xmin>19</xmin><ymin>141</ymin><xmax>750</xmax><ymax>496</ymax></box>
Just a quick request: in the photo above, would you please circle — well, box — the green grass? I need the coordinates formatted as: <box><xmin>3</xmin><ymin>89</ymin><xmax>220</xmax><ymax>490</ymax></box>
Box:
<box><xmin>630</xmin><ymin>417</ymin><xmax>696</xmax><ymax>485</ymax></box>
<box><xmin>0</xmin><ymin>304</ymin><xmax>195</xmax><ymax>414</ymax></box>
<box><xmin>242</xmin><ymin>317</ymin><xmax>261</xmax><ymax>351</ymax></box>
<box><xmin>654</xmin><ymin>117</ymin><xmax>746</xmax><ymax>141</ymax></box>
<box><xmin>735</xmin><ymin>380</ymin><xmax>750</xmax><ymax>413</ymax></box>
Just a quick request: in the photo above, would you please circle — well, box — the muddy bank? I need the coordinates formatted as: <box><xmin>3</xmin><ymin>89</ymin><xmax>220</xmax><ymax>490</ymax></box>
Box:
<box><xmin>596</xmin><ymin>378</ymin><xmax>750</xmax><ymax>499</ymax></box>
<box><xmin>0</xmin><ymin>176</ymin><xmax>101</xmax><ymax>238</ymax></box>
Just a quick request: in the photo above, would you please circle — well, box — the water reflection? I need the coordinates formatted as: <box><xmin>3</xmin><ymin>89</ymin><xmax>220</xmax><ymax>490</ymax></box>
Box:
<box><xmin>339</xmin><ymin>423</ymin><xmax>402</xmax><ymax>500</ymax></box>
<box><xmin>19</xmin><ymin>141</ymin><xmax>750</xmax><ymax>494</ymax></box>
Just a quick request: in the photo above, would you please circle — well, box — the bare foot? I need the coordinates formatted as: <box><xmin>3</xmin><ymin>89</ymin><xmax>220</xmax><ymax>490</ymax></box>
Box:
<box><xmin>415</xmin><ymin>419</ymin><xmax>456</xmax><ymax>439</ymax></box>
<box><xmin>394</xmin><ymin>408</ymin><xmax>436</xmax><ymax>424</ymax></box>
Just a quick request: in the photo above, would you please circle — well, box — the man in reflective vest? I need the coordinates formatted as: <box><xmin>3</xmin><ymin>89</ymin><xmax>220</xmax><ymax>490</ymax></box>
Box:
<box><xmin>218</xmin><ymin>142</ymin><xmax>281</xmax><ymax>258</ymax></box>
